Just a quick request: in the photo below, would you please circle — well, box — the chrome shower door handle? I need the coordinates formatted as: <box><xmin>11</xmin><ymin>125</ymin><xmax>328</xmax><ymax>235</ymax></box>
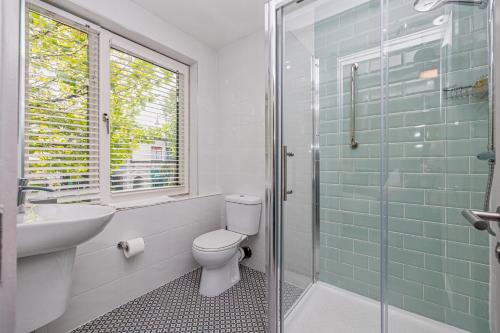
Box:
<box><xmin>462</xmin><ymin>207</ymin><xmax>500</xmax><ymax>236</ymax></box>
<box><xmin>282</xmin><ymin>145</ymin><xmax>294</xmax><ymax>201</ymax></box>
<box><xmin>350</xmin><ymin>63</ymin><xmax>359</xmax><ymax>149</ymax></box>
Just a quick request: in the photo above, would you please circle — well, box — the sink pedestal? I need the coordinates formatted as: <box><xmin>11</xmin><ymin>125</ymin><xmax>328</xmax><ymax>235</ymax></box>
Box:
<box><xmin>16</xmin><ymin>247</ymin><xmax>76</xmax><ymax>333</ymax></box>
<box><xmin>16</xmin><ymin>204</ymin><xmax>116</xmax><ymax>332</ymax></box>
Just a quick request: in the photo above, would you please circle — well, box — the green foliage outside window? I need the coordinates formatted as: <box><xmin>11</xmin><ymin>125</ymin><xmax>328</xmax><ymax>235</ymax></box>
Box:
<box><xmin>110</xmin><ymin>49</ymin><xmax>179</xmax><ymax>190</ymax></box>
<box><xmin>27</xmin><ymin>10</ymin><xmax>180</xmax><ymax>194</ymax></box>
<box><xmin>27</xmin><ymin>11</ymin><xmax>92</xmax><ymax>190</ymax></box>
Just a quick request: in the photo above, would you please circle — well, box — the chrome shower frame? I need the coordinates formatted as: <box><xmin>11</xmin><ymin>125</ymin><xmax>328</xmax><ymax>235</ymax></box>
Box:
<box><xmin>265</xmin><ymin>1</ymin><xmax>326</xmax><ymax>333</ymax></box>
<box><xmin>265</xmin><ymin>2</ymin><xmax>282</xmax><ymax>332</ymax></box>
<box><xmin>484</xmin><ymin>0</ymin><xmax>496</xmax><ymax>213</ymax></box>
<box><xmin>265</xmin><ymin>1</ymin><xmax>497</xmax><ymax>333</ymax></box>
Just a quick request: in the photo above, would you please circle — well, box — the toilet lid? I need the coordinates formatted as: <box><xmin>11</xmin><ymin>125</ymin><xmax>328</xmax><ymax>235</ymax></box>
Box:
<box><xmin>193</xmin><ymin>229</ymin><xmax>245</xmax><ymax>251</ymax></box>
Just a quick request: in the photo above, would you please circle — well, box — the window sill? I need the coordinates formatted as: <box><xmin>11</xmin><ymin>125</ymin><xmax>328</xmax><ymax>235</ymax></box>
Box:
<box><xmin>109</xmin><ymin>193</ymin><xmax>221</xmax><ymax>211</ymax></box>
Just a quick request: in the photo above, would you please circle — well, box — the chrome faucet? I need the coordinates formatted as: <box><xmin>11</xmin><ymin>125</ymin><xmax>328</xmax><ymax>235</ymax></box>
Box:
<box><xmin>17</xmin><ymin>178</ymin><xmax>55</xmax><ymax>213</ymax></box>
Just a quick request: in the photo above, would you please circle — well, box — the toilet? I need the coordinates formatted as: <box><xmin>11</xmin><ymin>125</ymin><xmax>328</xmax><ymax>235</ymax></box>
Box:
<box><xmin>192</xmin><ymin>194</ymin><xmax>261</xmax><ymax>297</ymax></box>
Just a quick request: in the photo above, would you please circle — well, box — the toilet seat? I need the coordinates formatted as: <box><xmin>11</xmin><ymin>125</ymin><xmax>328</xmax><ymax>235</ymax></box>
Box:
<box><xmin>192</xmin><ymin>229</ymin><xmax>246</xmax><ymax>252</ymax></box>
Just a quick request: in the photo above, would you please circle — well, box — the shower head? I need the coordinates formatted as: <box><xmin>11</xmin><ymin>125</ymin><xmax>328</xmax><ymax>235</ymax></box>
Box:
<box><xmin>413</xmin><ymin>0</ymin><xmax>488</xmax><ymax>12</ymax></box>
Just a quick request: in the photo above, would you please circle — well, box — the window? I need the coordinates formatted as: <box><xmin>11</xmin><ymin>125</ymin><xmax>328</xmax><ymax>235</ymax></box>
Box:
<box><xmin>108</xmin><ymin>47</ymin><xmax>187</xmax><ymax>194</ymax></box>
<box><xmin>24</xmin><ymin>4</ymin><xmax>189</xmax><ymax>204</ymax></box>
<box><xmin>25</xmin><ymin>7</ymin><xmax>100</xmax><ymax>203</ymax></box>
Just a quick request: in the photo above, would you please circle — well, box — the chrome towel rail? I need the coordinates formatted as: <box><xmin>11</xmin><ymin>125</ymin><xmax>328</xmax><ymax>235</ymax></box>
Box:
<box><xmin>350</xmin><ymin>63</ymin><xmax>359</xmax><ymax>149</ymax></box>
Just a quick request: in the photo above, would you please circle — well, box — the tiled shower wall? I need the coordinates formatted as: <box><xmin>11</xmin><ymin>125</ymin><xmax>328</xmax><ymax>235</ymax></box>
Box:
<box><xmin>317</xmin><ymin>1</ymin><xmax>490</xmax><ymax>332</ymax></box>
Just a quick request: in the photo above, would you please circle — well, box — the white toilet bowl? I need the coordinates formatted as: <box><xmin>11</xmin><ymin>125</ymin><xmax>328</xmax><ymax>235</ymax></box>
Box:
<box><xmin>192</xmin><ymin>194</ymin><xmax>261</xmax><ymax>297</ymax></box>
<box><xmin>192</xmin><ymin>229</ymin><xmax>247</xmax><ymax>297</ymax></box>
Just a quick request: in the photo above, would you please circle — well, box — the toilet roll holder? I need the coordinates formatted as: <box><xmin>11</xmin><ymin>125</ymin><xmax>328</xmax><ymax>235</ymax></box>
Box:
<box><xmin>117</xmin><ymin>241</ymin><xmax>129</xmax><ymax>251</ymax></box>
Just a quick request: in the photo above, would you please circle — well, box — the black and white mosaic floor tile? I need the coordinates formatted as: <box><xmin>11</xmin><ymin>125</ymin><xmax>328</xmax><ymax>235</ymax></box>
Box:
<box><xmin>71</xmin><ymin>265</ymin><xmax>303</xmax><ymax>333</ymax></box>
<box><xmin>282</xmin><ymin>281</ymin><xmax>304</xmax><ymax>314</ymax></box>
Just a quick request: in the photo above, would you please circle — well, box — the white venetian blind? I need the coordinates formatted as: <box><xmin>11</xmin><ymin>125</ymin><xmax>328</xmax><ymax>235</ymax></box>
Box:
<box><xmin>24</xmin><ymin>8</ymin><xmax>100</xmax><ymax>203</ymax></box>
<box><xmin>109</xmin><ymin>48</ymin><xmax>186</xmax><ymax>193</ymax></box>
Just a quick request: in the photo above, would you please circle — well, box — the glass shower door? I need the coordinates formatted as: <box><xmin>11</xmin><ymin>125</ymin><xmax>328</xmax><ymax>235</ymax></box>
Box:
<box><xmin>383</xmin><ymin>1</ymin><xmax>493</xmax><ymax>332</ymax></box>
<box><xmin>277</xmin><ymin>0</ymin><xmax>384</xmax><ymax>329</ymax></box>
<box><xmin>280</xmin><ymin>3</ymin><xmax>317</xmax><ymax>318</ymax></box>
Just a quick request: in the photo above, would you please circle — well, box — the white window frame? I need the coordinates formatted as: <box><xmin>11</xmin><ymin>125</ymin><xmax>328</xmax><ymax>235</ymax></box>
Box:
<box><xmin>25</xmin><ymin>0</ymin><xmax>191</xmax><ymax>205</ymax></box>
<box><xmin>100</xmin><ymin>32</ymin><xmax>190</xmax><ymax>203</ymax></box>
<box><xmin>24</xmin><ymin>1</ymin><xmax>102</xmax><ymax>203</ymax></box>
<box><xmin>28</xmin><ymin>0</ymin><xmax>99</xmax><ymax>31</ymax></box>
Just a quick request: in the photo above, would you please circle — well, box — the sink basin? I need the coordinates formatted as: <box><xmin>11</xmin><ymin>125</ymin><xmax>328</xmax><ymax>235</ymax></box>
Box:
<box><xmin>16</xmin><ymin>204</ymin><xmax>115</xmax><ymax>333</ymax></box>
<box><xmin>17</xmin><ymin>204</ymin><xmax>116</xmax><ymax>258</ymax></box>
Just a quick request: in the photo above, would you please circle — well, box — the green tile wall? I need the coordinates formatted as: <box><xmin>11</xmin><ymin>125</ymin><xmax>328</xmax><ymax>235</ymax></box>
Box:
<box><xmin>316</xmin><ymin>1</ymin><xmax>490</xmax><ymax>332</ymax></box>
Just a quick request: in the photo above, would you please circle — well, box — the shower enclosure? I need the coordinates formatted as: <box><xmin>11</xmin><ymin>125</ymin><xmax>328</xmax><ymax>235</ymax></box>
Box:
<box><xmin>266</xmin><ymin>0</ymin><xmax>497</xmax><ymax>332</ymax></box>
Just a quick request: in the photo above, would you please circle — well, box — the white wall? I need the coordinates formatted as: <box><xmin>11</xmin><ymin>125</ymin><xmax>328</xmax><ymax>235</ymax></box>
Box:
<box><xmin>0</xmin><ymin>0</ymin><xmax>20</xmax><ymax>331</ymax></box>
<box><xmin>216</xmin><ymin>30</ymin><xmax>266</xmax><ymax>272</ymax></box>
<box><xmin>41</xmin><ymin>195</ymin><xmax>223</xmax><ymax>333</ymax></box>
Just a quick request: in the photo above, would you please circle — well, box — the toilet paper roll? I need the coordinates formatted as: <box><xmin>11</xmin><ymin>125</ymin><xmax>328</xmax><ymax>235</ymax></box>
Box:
<box><xmin>121</xmin><ymin>237</ymin><xmax>145</xmax><ymax>258</ymax></box>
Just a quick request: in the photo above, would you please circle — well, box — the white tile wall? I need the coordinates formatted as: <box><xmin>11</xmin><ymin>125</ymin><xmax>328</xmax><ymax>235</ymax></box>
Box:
<box><xmin>41</xmin><ymin>195</ymin><xmax>223</xmax><ymax>333</ymax></box>
<box><xmin>216</xmin><ymin>30</ymin><xmax>266</xmax><ymax>272</ymax></box>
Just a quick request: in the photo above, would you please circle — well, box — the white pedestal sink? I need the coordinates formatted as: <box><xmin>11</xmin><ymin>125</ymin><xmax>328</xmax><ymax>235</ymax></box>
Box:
<box><xmin>16</xmin><ymin>204</ymin><xmax>116</xmax><ymax>333</ymax></box>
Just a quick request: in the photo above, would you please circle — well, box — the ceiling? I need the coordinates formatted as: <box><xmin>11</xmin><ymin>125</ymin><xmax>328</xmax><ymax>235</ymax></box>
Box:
<box><xmin>130</xmin><ymin>0</ymin><xmax>266</xmax><ymax>49</ymax></box>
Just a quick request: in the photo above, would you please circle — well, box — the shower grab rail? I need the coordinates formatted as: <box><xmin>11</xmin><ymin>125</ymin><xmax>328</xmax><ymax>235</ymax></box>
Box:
<box><xmin>350</xmin><ymin>63</ymin><xmax>359</xmax><ymax>149</ymax></box>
